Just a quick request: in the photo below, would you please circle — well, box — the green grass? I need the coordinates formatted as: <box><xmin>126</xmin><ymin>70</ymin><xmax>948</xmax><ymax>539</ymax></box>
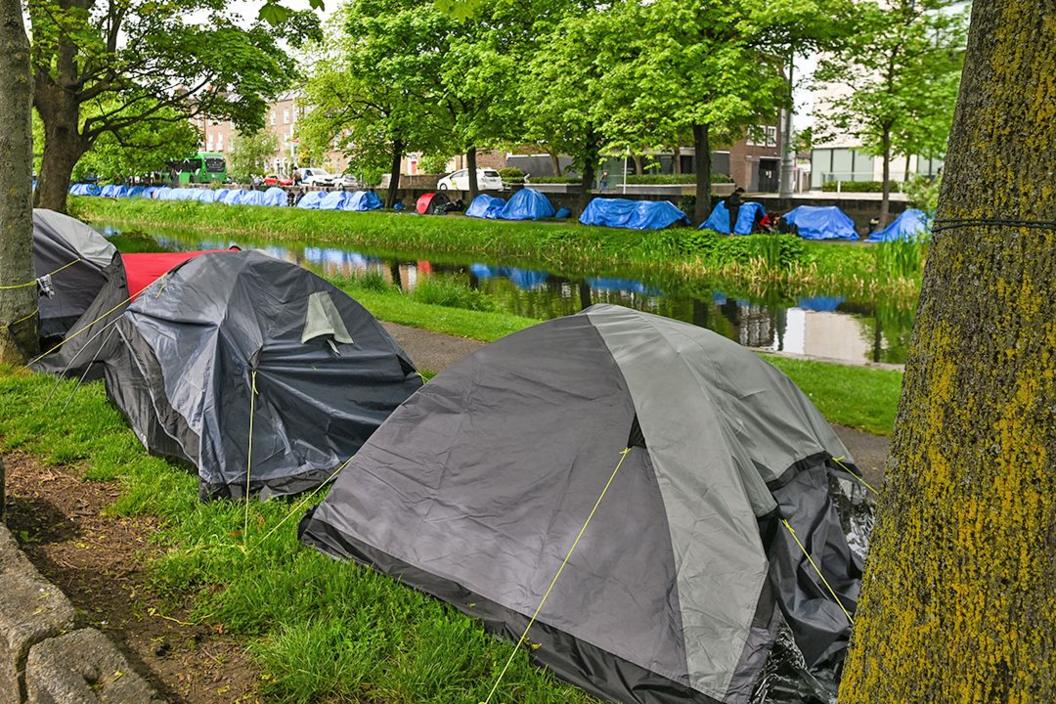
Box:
<box><xmin>0</xmin><ymin>367</ymin><xmax>596</xmax><ymax>704</ymax></box>
<box><xmin>71</xmin><ymin>197</ymin><xmax>923</xmax><ymax>299</ymax></box>
<box><xmin>764</xmin><ymin>356</ymin><xmax>902</xmax><ymax>436</ymax></box>
<box><xmin>332</xmin><ymin>275</ymin><xmax>902</xmax><ymax>434</ymax></box>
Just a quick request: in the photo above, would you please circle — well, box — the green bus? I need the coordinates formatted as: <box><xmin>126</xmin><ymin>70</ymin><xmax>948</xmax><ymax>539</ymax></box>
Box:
<box><xmin>172</xmin><ymin>151</ymin><xmax>227</xmax><ymax>184</ymax></box>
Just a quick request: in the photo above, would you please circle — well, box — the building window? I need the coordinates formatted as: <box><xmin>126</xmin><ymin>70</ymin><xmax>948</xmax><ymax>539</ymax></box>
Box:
<box><xmin>747</xmin><ymin>125</ymin><xmax>778</xmax><ymax>147</ymax></box>
<box><xmin>270</xmin><ymin>111</ymin><xmax>276</xmax><ymax>126</ymax></box>
<box><xmin>283</xmin><ymin>109</ymin><xmax>290</xmax><ymax>124</ymax></box>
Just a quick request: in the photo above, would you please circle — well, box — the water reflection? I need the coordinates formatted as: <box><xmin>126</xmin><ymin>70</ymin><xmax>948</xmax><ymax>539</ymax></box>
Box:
<box><xmin>102</xmin><ymin>226</ymin><xmax>914</xmax><ymax>365</ymax></box>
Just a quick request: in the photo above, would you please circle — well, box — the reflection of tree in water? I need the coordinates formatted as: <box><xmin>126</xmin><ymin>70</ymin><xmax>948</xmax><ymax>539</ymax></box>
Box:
<box><xmin>851</xmin><ymin>298</ymin><xmax>915</xmax><ymax>364</ymax></box>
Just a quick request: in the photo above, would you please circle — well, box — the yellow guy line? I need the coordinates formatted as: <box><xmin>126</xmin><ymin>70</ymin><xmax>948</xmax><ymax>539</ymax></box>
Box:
<box><xmin>481</xmin><ymin>447</ymin><xmax>633</xmax><ymax>704</ymax></box>
<box><xmin>28</xmin><ymin>292</ymin><xmax>135</xmax><ymax>366</ymax></box>
<box><xmin>243</xmin><ymin>369</ymin><xmax>258</xmax><ymax>547</ymax></box>
<box><xmin>0</xmin><ymin>259</ymin><xmax>81</xmax><ymax>290</ymax></box>
<box><xmin>831</xmin><ymin>455</ymin><xmax>879</xmax><ymax>494</ymax></box>
<box><xmin>781</xmin><ymin>518</ymin><xmax>854</xmax><ymax>625</ymax></box>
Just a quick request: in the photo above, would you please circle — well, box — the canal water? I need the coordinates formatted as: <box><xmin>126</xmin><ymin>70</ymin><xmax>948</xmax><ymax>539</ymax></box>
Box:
<box><xmin>98</xmin><ymin>224</ymin><xmax>916</xmax><ymax>365</ymax></box>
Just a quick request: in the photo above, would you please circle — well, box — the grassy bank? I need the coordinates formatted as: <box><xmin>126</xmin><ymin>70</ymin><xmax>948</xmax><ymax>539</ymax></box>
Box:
<box><xmin>328</xmin><ymin>274</ymin><xmax>903</xmax><ymax>435</ymax></box>
<box><xmin>0</xmin><ymin>367</ymin><xmax>597</xmax><ymax>704</ymax></box>
<box><xmin>72</xmin><ymin>197</ymin><xmax>923</xmax><ymax>299</ymax></box>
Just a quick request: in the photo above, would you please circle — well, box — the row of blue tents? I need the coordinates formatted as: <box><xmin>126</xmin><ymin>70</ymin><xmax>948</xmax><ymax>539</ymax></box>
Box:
<box><xmin>69</xmin><ymin>183</ymin><xmax>384</xmax><ymax>212</ymax></box>
<box><xmin>72</xmin><ymin>180</ymin><xmax>927</xmax><ymax>241</ymax></box>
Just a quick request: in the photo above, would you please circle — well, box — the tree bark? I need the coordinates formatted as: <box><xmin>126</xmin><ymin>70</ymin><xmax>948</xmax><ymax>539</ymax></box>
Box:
<box><xmin>0</xmin><ymin>0</ymin><xmax>37</xmax><ymax>366</ymax></box>
<box><xmin>778</xmin><ymin>48</ymin><xmax>795</xmax><ymax>197</ymax></box>
<box><xmin>692</xmin><ymin>123</ymin><xmax>712</xmax><ymax>223</ymax></box>
<box><xmin>549</xmin><ymin>151</ymin><xmax>562</xmax><ymax>177</ymax></box>
<box><xmin>386</xmin><ymin>137</ymin><xmax>404</xmax><ymax>209</ymax></box>
<box><xmin>879</xmin><ymin>126</ymin><xmax>892</xmax><ymax>226</ymax></box>
<box><xmin>672</xmin><ymin>144</ymin><xmax>681</xmax><ymax>175</ymax></box>
<box><xmin>631</xmin><ymin>154</ymin><xmax>642</xmax><ymax>176</ymax></box>
<box><xmin>578</xmin><ymin>132</ymin><xmax>598</xmax><ymax>213</ymax></box>
<box><xmin>466</xmin><ymin>145</ymin><xmax>479</xmax><ymax>199</ymax></box>
<box><xmin>839</xmin><ymin>4</ymin><xmax>1056</xmax><ymax>702</ymax></box>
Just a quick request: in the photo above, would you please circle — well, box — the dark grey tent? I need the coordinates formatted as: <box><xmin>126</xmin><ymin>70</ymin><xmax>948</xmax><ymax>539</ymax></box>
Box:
<box><xmin>300</xmin><ymin>304</ymin><xmax>868</xmax><ymax>704</ymax></box>
<box><xmin>32</xmin><ymin>209</ymin><xmax>124</xmax><ymax>339</ymax></box>
<box><xmin>103</xmin><ymin>250</ymin><xmax>423</xmax><ymax>500</ymax></box>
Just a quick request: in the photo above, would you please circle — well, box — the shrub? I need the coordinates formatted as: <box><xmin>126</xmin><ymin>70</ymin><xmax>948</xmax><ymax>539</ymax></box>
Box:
<box><xmin>417</xmin><ymin>154</ymin><xmax>451</xmax><ymax>175</ymax></box>
<box><xmin>411</xmin><ymin>276</ymin><xmax>497</xmax><ymax>312</ymax></box>
<box><xmin>625</xmin><ymin>173</ymin><xmax>733</xmax><ymax>185</ymax></box>
<box><xmin>673</xmin><ymin>231</ymin><xmax>808</xmax><ymax>270</ymax></box>
<box><xmin>529</xmin><ymin>175</ymin><xmax>581</xmax><ymax>184</ymax></box>
<box><xmin>820</xmin><ymin>181</ymin><xmax>885</xmax><ymax>193</ymax></box>
<box><xmin>904</xmin><ymin>174</ymin><xmax>942</xmax><ymax>213</ymax></box>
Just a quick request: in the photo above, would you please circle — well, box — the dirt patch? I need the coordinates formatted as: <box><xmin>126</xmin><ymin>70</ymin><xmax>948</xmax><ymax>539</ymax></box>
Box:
<box><xmin>3</xmin><ymin>451</ymin><xmax>261</xmax><ymax>704</ymax></box>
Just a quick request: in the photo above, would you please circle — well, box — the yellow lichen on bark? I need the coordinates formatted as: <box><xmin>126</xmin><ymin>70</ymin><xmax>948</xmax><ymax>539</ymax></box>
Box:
<box><xmin>838</xmin><ymin>3</ymin><xmax>1056</xmax><ymax>701</ymax></box>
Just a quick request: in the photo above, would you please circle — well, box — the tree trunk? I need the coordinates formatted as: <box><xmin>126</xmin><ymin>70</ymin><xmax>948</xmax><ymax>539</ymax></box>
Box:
<box><xmin>33</xmin><ymin>27</ymin><xmax>88</xmax><ymax>213</ymax></box>
<box><xmin>36</xmin><ymin>131</ymin><xmax>85</xmax><ymax>212</ymax></box>
<box><xmin>903</xmin><ymin>153</ymin><xmax>912</xmax><ymax>184</ymax></box>
<box><xmin>0</xmin><ymin>0</ymin><xmax>37</xmax><ymax>367</ymax></box>
<box><xmin>385</xmin><ymin>137</ymin><xmax>404</xmax><ymax>209</ymax></box>
<box><xmin>839</xmin><ymin>4</ymin><xmax>1056</xmax><ymax>702</ymax></box>
<box><xmin>692</xmin><ymin>123</ymin><xmax>712</xmax><ymax>223</ymax></box>
<box><xmin>466</xmin><ymin>146</ymin><xmax>479</xmax><ymax>199</ymax></box>
<box><xmin>578</xmin><ymin>132</ymin><xmax>598</xmax><ymax>213</ymax></box>
<box><xmin>778</xmin><ymin>48</ymin><xmax>795</xmax><ymax>197</ymax></box>
<box><xmin>878</xmin><ymin>127</ymin><xmax>892</xmax><ymax>227</ymax></box>
<box><xmin>672</xmin><ymin>145</ymin><xmax>681</xmax><ymax>175</ymax></box>
<box><xmin>550</xmin><ymin>151</ymin><xmax>562</xmax><ymax>177</ymax></box>
<box><xmin>631</xmin><ymin>154</ymin><xmax>642</xmax><ymax>176</ymax></box>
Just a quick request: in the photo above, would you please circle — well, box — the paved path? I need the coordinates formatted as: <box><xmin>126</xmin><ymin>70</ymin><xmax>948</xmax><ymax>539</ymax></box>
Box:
<box><xmin>382</xmin><ymin>321</ymin><xmax>890</xmax><ymax>481</ymax></box>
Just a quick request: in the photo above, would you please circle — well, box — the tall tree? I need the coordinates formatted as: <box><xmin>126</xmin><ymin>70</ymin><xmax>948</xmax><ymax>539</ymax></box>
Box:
<box><xmin>814</xmin><ymin>0</ymin><xmax>966</xmax><ymax>225</ymax></box>
<box><xmin>603</xmin><ymin>0</ymin><xmax>786</xmax><ymax>222</ymax></box>
<box><xmin>228</xmin><ymin>129</ymin><xmax>279</xmax><ymax>183</ymax></box>
<box><xmin>298</xmin><ymin>0</ymin><xmax>447</xmax><ymax>207</ymax></box>
<box><xmin>0</xmin><ymin>0</ymin><xmax>36</xmax><ymax>365</ymax></box>
<box><xmin>27</xmin><ymin>0</ymin><xmax>308</xmax><ymax>211</ymax></box>
<box><xmin>840</xmin><ymin>3</ymin><xmax>1056</xmax><ymax>701</ymax></box>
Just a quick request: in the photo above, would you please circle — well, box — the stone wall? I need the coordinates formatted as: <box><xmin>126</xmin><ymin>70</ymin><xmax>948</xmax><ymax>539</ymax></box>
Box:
<box><xmin>0</xmin><ymin>523</ymin><xmax>163</xmax><ymax>704</ymax></box>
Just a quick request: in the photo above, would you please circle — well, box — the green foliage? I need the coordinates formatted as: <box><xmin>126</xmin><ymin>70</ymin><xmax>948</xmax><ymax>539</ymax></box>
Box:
<box><xmin>498</xmin><ymin>166</ymin><xmax>526</xmax><ymax>184</ymax></box>
<box><xmin>228</xmin><ymin>129</ymin><xmax>279</xmax><ymax>182</ymax></box>
<box><xmin>626</xmin><ymin>173</ymin><xmax>733</xmax><ymax>185</ymax></box>
<box><xmin>820</xmin><ymin>181</ymin><xmax>885</xmax><ymax>192</ymax></box>
<box><xmin>529</xmin><ymin>176</ymin><xmax>582</xmax><ymax>184</ymax></box>
<box><xmin>874</xmin><ymin>238</ymin><xmax>928</xmax><ymax>280</ymax></box>
<box><xmin>814</xmin><ymin>1</ymin><xmax>967</xmax><ymax>181</ymax></box>
<box><xmin>418</xmin><ymin>154</ymin><xmax>453</xmax><ymax>174</ymax></box>
<box><xmin>904</xmin><ymin>174</ymin><xmax>942</xmax><ymax>213</ymax></box>
<box><xmin>411</xmin><ymin>275</ymin><xmax>498</xmax><ymax>312</ymax></box>
<box><xmin>68</xmin><ymin>103</ymin><xmax>198</xmax><ymax>183</ymax></box>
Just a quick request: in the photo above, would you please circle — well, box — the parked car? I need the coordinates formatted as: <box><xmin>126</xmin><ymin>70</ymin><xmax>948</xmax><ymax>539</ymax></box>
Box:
<box><xmin>336</xmin><ymin>173</ymin><xmax>359</xmax><ymax>188</ymax></box>
<box><xmin>437</xmin><ymin>168</ymin><xmax>505</xmax><ymax>192</ymax></box>
<box><xmin>263</xmin><ymin>174</ymin><xmax>294</xmax><ymax>186</ymax></box>
<box><xmin>295</xmin><ymin>168</ymin><xmax>336</xmax><ymax>187</ymax></box>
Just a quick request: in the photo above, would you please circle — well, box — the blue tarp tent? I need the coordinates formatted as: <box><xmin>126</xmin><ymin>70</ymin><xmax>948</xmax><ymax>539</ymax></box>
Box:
<box><xmin>196</xmin><ymin>189</ymin><xmax>216</xmax><ymax>204</ymax></box>
<box><xmin>214</xmin><ymin>189</ymin><xmax>230</xmax><ymax>203</ymax></box>
<box><xmin>114</xmin><ymin>185</ymin><xmax>130</xmax><ymax>198</ymax></box>
<box><xmin>297</xmin><ymin>191</ymin><xmax>324</xmax><ymax>209</ymax></box>
<box><xmin>240</xmin><ymin>190</ymin><xmax>268</xmax><ymax>207</ymax></box>
<box><xmin>701</xmin><ymin>201</ymin><xmax>765</xmax><ymax>234</ymax></box>
<box><xmin>319</xmin><ymin>191</ymin><xmax>349</xmax><ymax>210</ymax></box>
<box><xmin>345</xmin><ymin>190</ymin><xmax>382</xmax><ymax>211</ymax></box>
<box><xmin>580</xmin><ymin>198</ymin><xmax>690</xmax><ymax>230</ymax></box>
<box><xmin>100</xmin><ymin>185</ymin><xmax>118</xmax><ymax>197</ymax></box>
<box><xmin>127</xmin><ymin>186</ymin><xmax>145</xmax><ymax>198</ymax></box>
<box><xmin>497</xmin><ymin>188</ymin><xmax>555</xmax><ymax>220</ymax></box>
<box><xmin>468</xmin><ymin>265</ymin><xmax>548</xmax><ymax>290</ymax></box>
<box><xmin>867</xmin><ymin>208</ymin><xmax>929</xmax><ymax>242</ymax></box>
<box><xmin>69</xmin><ymin>183</ymin><xmax>102</xmax><ymax>196</ymax></box>
<box><xmin>140</xmin><ymin>186</ymin><xmax>158</xmax><ymax>199</ymax></box>
<box><xmin>784</xmin><ymin>205</ymin><xmax>858</xmax><ymax>240</ymax></box>
<box><xmin>466</xmin><ymin>194</ymin><xmax>506</xmax><ymax>219</ymax></box>
<box><xmin>222</xmin><ymin>189</ymin><xmax>245</xmax><ymax>205</ymax></box>
<box><xmin>797</xmin><ymin>296</ymin><xmax>844</xmax><ymax>312</ymax></box>
<box><xmin>263</xmin><ymin>187</ymin><xmax>288</xmax><ymax>207</ymax></box>
<box><xmin>152</xmin><ymin>187</ymin><xmax>170</xmax><ymax>200</ymax></box>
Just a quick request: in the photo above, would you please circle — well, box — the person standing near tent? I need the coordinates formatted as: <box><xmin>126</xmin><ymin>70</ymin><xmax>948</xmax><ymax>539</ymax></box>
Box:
<box><xmin>725</xmin><ymin>187</ymin><xmax>744</xmax><ymax>234</ymax></box>
<box><xmin>599</xmin><ymin>171</ymin><xmax>609</xmax><ymax>190</ymax></box>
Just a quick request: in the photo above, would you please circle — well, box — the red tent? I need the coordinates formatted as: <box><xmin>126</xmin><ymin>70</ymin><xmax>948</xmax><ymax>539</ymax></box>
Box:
<box><xmin>122</xmin><ymin>250</ymin><xmax>232</xmax><ymax>298</ymax></box>
<box><xmin>415</xmin><ymin>192</ymin><xmax>450</xmax><ymax>215</ymax></box>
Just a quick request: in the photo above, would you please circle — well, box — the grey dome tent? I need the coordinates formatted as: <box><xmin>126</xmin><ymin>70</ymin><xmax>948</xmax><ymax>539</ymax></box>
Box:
<box><xmin>103</xmin><ymin>250</ymin><xmax>423</xmax><ymax>500</ymax></box>
<box><xmin>300</xmin><ymin>304</ymin><xmax>869</xmax><ymax>704</ymax></box>
<box><xmin>32</xmin><ymin>209</ymin><xmax>123</xmax><ymax>339</ymax></box>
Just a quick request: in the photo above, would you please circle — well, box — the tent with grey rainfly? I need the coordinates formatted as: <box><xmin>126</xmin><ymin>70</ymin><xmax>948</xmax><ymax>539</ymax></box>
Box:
<box><xmin>103</xmin><ymin>250</ymin><xmax>423</xmax><ymax>500</ymax></box>
<box><xmin>300</xmin><ymin>304</ymin><xmax>870</xmax><ymax>704</ymax></box>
